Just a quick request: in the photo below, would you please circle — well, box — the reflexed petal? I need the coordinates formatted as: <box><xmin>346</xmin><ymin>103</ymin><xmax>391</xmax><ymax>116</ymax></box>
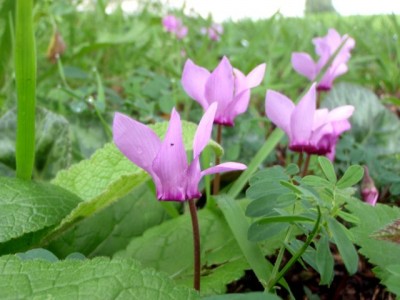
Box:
<box><xmin>332</xmin><ymin>119</ymin><xmax>352</xmax><ymax>135</ymax></box>
<box><xmin>186</xmin><ymin>157</ymin><xmax>202</xmax><ymax>199</ymax></box>
<box><xmin>291</xmin><ymin>52</ymin><xmax>317</xmax><ymax>81</ymax></box>
<box><xmin>152</xmin><ymin>108</ymin><xmax>187</xmax><ymax>201</ymax></box>
<box><xmin>233</xmin><ymin>68</ymin><xmax>247</xmax><ymax>95</ymax></box>
<box><xmin>328</xmin><ymin>105</ymin><xmax>354</xmax><ymax>122</ymax></box>
<box><xmin>265</xmin><ymin>90</ymin><xmax>295</xmax><ymax>136</ymax></box>
<box><xmin>201</xmin><ymin>162</ymin><xmax>247</xmax><ymax>176</ymax></box>
<box><xmin>181</xmin><ymin>59</ymin><xmax>210</xmax><ymax>109</ymax></box>
<box><xmin>246</xmin><ymin>63</ymin><xmax>266</xmax><ymax>88</ymax></box>
<box><xmin>113</xmin><ymin>112</ymin><xmax>161</xmax><ymax>173</ymax></box>
<box><xmin>290</xmin><ymin>83</ymin><xmax>316</xmax><ymax>143</ymax></box>
<box><xmin>193</xmin><ymin>102</ymin><xmax>218</xmax><ymax>157</ymax></box>
<box><xmin>205</xmin><ymin>56</ymin><xmax>234</xmax><ymax>110</ymax></box>
<box><xmin>313</xmin><ymin>109</ymin><xmax>329</xmax><ymax>130</ymax></box>
<box><xmin>227</xmin><ymin>88</ymin><xmax>250</xmax><ymax>120</ymax></box>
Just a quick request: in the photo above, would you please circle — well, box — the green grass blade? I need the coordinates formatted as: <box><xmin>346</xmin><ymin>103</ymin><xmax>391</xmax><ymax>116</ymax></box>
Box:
<box><xmin>15</xmin><ymin>0</ymin><xmax>36</xmax><ymax>180</ymax></box>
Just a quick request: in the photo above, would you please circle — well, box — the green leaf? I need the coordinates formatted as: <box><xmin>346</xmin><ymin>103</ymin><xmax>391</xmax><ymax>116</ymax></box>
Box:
<box><xmin>246</xmin><ymin>193</ymin><xmax>296</xmax><ymax>218</ymax></box>
<box><xmin>315</xmin><ymin>235</ymin><xmax>334</xmax><ymax>285</ymax></box>
<box><xmin>248</xmin><ymin>222</ymin><xmax>288</xmax><ymax>242</ymax></box>
<box><xmin>324</xmin><ymin>83</ymin><xmax>400</xmax><ymax>156</ymax></box>
<box><xmin>115</xmin><ymin>208</ymin><xmax>248</xmax><ymax>296</ymax></box>
<box><xmin>346</xmin><ymin>198</ymin><xmax>400</xmax><ymax>269</ymax></box>
<box><xmin>0</xmin><ymin>107</ymin><xmax>71</xmax><ymax>180</ymax></box>
<box><xmin>336</xmin><ymin>165</ymin><xmax>364</xmax><ymax>189</ymax></box>
<box><xmin>0</xmin><ymin>255</ymin><xmax>198</xmax><ymax>299</ymax></box>
<box><xmin>48</xmin><ymin>121</ymin><xmax>222</xmax><ymax>242</ymax></box>
<box><xmin>0</xmin><ymin>177</ymin><xmax>82</xmax><ymax>244</ymax></box>
<box><xmin>318</xmin><ymin>157</ymin><xmax>336</xmax><ymax>183</ymax></box>
<box><xmin>374</xmin><ymin>265</ymin><xmax>400</xmax><ymax>295</ymax></box>
<box><xmin>202</xmin><ymin>292</ymin><xmax>281</xmax><ymax>300</ymax></box>
<box><xmin>255</xmin><ymin>215</ymin><xmax>314</xmax><ymax>225</ymax></box>
<box><xmin>47</xmin><ymin>183</ymin><xmax>170</xmax><ymax>257</ymax></box>
<box><xmin>327</xmin><ymin>217</ymin><xmax>358</xmax><ymax>275</ymax></box>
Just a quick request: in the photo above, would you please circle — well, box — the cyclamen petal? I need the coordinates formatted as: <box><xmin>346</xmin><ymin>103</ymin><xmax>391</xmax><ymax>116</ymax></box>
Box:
<box><xmin>182</xmin><ymin>59</ymin><xmax>210</xmax><ymax>109</ymax></box>
<box><xmin>193</xmin><ymin>102</ymin><xmax>218</xmax><ymax>158</ymax></box>
<box><xmin>113</xmin><ymin>112</ymin><xmax>161</xmax><ymax>173</ymax></box>
<box><xmin>265</xmin><ymin>90</ymin><xmax>295</xmax><ymax>136</ymax></box>
<box><xmin>246</xmin><ymin>63</ymin><xmax>266</xmax><ymax>88</ymax></box>
<box><xmin>202</xmin><ymin>162</ymin><xmax>247</xmax><ymax>177</ymax></box>
<box><xmin>205</xmin><ymin>56</ymin><xmax>235</xmax><ymax>112</ymax></box>
<box><xmin>291</xmin><ymin>53</ymin><xmax>317</xmax><ymax>81</ymax></box>
<box><xmin>290</xmin><ymin>83</ymin><xmax>317</xmax><ymax>145</ymax></box>
<box><xmin>152</xmin><ymin>108</ymin><xmax>188</xmax><ymax>201</ymax></box>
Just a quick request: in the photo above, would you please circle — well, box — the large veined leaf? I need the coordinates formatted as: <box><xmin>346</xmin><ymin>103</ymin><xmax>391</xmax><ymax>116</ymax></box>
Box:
<box><xmin>48</xmin><ymin>121</ymin><xmax>222</xmax><ymax>241</ymax></box>
<box><xmin>0</xmin><ymin>255</ymin><xmax>198</xmax><ymax>299</ymax></box>
<box><xmin>323</xmin><ymin>82</ymin><xmax>400</xmax><ymax>156</ymax></box>
<box><xmin>47</xmin><ymin>183</ymin><xmax>170</xmax><ymax>257</ymax></box>
<box><xmin>0</xmin><ymin>177</ymin><xmax>82</xmax><ymax>244</ymax></box>
<box><xmin>0</xmin><ymin>107</ymin><xmax>71</xmax><ymax>179</ymax></box>
<box><xmin>346</xmin><ymin>198</ymin><xmax>400</xmax><ymax>268</ymax></box>
<box><xmin>115</xmin><ymin>208</ymin><xmax>249</xmax><ymax>296</ymax></box>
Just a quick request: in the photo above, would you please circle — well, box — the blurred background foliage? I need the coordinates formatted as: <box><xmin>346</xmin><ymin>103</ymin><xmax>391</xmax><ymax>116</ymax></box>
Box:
<box><xmin>0</xmin><ymin>0</ymin><xmax>399</xmax><ymax>202</ymax></box>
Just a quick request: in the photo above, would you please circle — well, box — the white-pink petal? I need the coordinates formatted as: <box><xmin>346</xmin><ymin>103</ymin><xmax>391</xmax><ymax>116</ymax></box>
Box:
<box><xmin>181</xmin><ymin>59</ymin><xmax>210</xmax><ymax>109</ymax></box>
<box><xmin>193</xmin><ymin>102</ymin><xmax>217</xmax><ymax>158</ymax></box>
<box><xmin>246</xmin><ymin>63</ymin><xmax>266</xmax><ymax>89</ymax></box>
<box><xmin>290</xmin><ymin>83</ymin><xmax>317</xmax><ymax>143</ymax></box>
<box><xmin>265</xmin><ymin>90</ymin><xmax>295</xmax><ymax>136</ymax></box>
<box><xmin>113</xmin><ymin>112</ymin><xmax>161</xmax><ymax>173</ymax></box>
<box><xmin>291</xmin><ymin>52</ymin><xmax>317</xmax><ymax>81</ymax></box>
<box><xmin>201</xmin><ymin>162</ymin><xmax>247</xmax><ymax>177</ymax></box>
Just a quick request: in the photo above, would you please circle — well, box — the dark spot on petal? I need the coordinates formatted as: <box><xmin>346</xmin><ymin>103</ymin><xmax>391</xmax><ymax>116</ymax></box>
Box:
<box><xmin>170</xmin><ymin>143</ymin><xmax>174</xmax><ymax>146</ymax></box>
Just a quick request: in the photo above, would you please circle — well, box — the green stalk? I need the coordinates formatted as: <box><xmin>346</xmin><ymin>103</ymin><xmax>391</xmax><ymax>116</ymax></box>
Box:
<box><xmin>15</xmin><ymin>0</ymin><xmax>36</xmax><ymax>180</ymax></box>
<box><xmin>228</xmin><ymin>128</ymin><xmax>284</xmax><ymax>198</ymax></box>
<box><xmin>267</xmin><ymin>206</ymin><xmax>321</xmax><ymax>291</ymax></box>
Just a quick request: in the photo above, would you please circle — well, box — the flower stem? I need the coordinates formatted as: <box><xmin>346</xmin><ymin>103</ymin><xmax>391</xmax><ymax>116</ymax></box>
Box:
<box><xmin>15</xmin><ymin>0</ymin><xmax>36</xmax><ymax>180</ymax></box>
<box><xmin>213</xmin><ymin>124</ymin><xmax>223</xmax><ymax>195</ymax></box>
<box><xmin>296</xmin><ymin>152</ymin><xmax>304</xmax><ymax>170</ymax></box>
<box><xmin>188</xmin><ymin>199</ymin><xmax>201</xmax><ymax>291</ymax></box>
<box><xmin>301</xmin><ymin>153</ymin><xmax>311</xmax><ymax>177</ymax></box>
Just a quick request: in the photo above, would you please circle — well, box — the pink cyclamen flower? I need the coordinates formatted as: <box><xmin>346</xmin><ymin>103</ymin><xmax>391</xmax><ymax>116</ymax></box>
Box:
<box><xmin>361</xmin><ymin>166</ymin><xmax>379</xmax><ymax>206</ymax></box>
<box><xmin>113</xmin><ymin>103</ymin><xmax>246</xmax><ymax>202</ymax></box>
<box><xmin>291</xmin><ymin>28</ymin><xmax>355</xmax><ymax>91</ymax></box>
<box><xmin>201</xmin><ymin>23</ymin><xmax>224</xmax><ymax>41</ymax></box>
<box><xmin>265</xmin><ymin>83</ymin><xmax>354</xmax><ymax>159</ymax></box>
<box><xmin>162</xmin><ymin>15</ymin><xmax>188</xmax><ymax>39</ymax></box>
<box><xmin>182</xmin><ymin>56</ymin><xmax>266</xmax><ymax>126</ymax></box>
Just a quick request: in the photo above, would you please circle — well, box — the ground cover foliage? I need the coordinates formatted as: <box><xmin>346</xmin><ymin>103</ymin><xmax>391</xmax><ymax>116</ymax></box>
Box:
<box><xmin>0</xmin><ymin>0</ymin><xmax>399</xmax><ymax>298</ymax></box>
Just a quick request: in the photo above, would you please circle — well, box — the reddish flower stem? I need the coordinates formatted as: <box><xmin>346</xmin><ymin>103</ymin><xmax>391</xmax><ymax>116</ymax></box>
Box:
<box><xmin>301</xmin><ymin>153</ymin><xmax>311</xmax><ymax>177</ymax></box>
<box><xmin>297</xmin><ymin>152</ymin><xmax>304</xmax><ymax>171</ymax></box>
<box><xmin>188</xmin><ymin>199</ymin><xmax>201</xmax><ymax>291</ymax></box>
<box><xmin>213</xmin><ymin>124</ymin><xmax>223</xmax><ymax>195</ymax></box>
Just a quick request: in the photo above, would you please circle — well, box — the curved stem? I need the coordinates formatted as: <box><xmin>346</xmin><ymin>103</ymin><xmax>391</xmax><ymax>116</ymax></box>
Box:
<box><xmin>268</xmin><ymin>206</ymin><xmax>322</xmax><ymax>290</ymax></box>
<box><xmin>188</xmin><ymin>199</ymin><xmax>201</xmax><ymax>291</ymax></box>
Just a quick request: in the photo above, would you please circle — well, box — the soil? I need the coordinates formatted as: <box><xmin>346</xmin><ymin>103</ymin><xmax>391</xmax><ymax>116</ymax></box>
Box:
<box><xmin>226</xmin><ymin>253</ymin><xmax>396</xmax><ymax>299</ymax></box>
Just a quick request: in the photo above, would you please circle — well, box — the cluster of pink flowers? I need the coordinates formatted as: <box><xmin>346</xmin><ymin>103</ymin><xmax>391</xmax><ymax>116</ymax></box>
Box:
<box><xmin>111</xmin><ymin>28</ymin><xmax>374</xmax><ymax>203</ymax></box>
<box><xmin>200</xmin><ymin>23</ymin><xmax>224</xmax><ymax>41</ymax></box>
<box><xmin>162</xmin><ymin>15</ymin><xmax>188</xmax><ymax>39</ymax></box>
